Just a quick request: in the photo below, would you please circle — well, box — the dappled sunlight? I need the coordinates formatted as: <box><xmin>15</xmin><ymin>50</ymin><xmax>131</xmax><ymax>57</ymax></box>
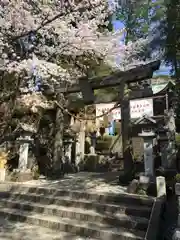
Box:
<box><xmin>0</xmin><ymin>172</ymin><xmax>154</xmax><ymax>239</ymax></box>
<box><xmin>0</xmin><ymin>218</ymin><xmax>80</xmax><ymax>240</ymax></box>
<box><xmin>7</xmin><ymin>172</ymin><xmax>127</xmax><ymax>194</ymax></box>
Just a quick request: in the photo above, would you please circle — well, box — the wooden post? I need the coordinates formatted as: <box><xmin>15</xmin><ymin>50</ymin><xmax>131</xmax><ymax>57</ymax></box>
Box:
<box><xmin>121</xmin><ymin>85</ymin><xmax>133</xmax><ymax>174</ymax></box>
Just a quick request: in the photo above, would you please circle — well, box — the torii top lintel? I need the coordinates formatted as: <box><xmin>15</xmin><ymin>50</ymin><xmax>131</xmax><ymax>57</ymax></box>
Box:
<box><xmin>58</xmin><ymin>60</ymin><xmax>160</xmax><ymax>94</ymax></box>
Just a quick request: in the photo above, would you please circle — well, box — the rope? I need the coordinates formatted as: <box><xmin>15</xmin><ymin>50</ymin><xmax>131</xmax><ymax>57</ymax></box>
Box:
<box><xmin>54</xmin><ymin>100</ymin><xmax>120</xmax><ymax>121</ymax></box>
<box><xmin>54</xmin><ymin>88</ymin><xmax>168</xmax><ymax>122</ymax></box>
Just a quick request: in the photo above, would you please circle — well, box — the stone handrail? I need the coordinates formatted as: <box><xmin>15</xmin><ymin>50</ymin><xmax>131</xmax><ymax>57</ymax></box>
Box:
<box><xmin>145</xmin><ymin>195</ymin><xmax>166</xmax><ymax>240</ymax></box>
<box><xmin>174</xmin><ymin>183</ymin><xmax>180</xmax><ymax>239</ymax></box>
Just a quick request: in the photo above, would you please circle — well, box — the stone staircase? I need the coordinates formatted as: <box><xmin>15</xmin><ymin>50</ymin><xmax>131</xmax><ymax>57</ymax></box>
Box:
<box><xmin>0</xmin><ymin>184</ymin><xmax>155</xmax><ymax>240</ymax></box>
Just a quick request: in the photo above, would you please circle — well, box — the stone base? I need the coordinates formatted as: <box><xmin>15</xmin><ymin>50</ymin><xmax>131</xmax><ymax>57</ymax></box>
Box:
<box><xmin>16</xmin><ymin>172</ymin><xmax>33</xmax><ymax>182</ymax></box>
<box><xmin>127</xmin><ymin>179</ymin><xmax>139</xmax><ymax>194</ymax></box>
<box><xmin>139</xmin><ymin>175</ymin><xmax>150</xmax><ymax>191</ymax></box>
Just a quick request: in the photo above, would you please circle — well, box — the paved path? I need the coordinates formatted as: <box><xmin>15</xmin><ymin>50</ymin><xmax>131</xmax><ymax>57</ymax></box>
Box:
<box><xmin>4</xmin><ymin>172</ymin><xmax>127</xmax><ymax>194</ymax></box>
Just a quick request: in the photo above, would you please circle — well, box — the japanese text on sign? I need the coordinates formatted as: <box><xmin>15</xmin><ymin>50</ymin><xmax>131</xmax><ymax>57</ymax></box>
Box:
<box><xmin>96</xmin><ymin>98</ymin><xmax>153</xmax><ymax>120</ymax></box>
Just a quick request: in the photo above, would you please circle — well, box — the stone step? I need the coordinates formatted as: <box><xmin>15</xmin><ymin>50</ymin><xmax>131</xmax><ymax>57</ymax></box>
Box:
<box><xmin>0</xmin><ymin>184</ymin><xmax>154</xmax><ymax>206</ymax></box>
<box><xmin>0</xmin><ymin>208</ymin><xmax>145</xmax><ymax>240</ymax></box>
<box><xmin>0</xmin><ymin>219</ymin><xmax>91</xmax><ymax>240</ymax></box>
<box><xmin>0</xmin><ymin>198</ymin><xmax>149</xmax><ymax>231</ymax></box>
<box><xmin>0</xmin><ymin>232</ymin><xmax>88</xmax><ymax>240</ymax></box>
<box><xmin>0</xmin><ymin>221</ymin><xmax>87</xmax><ymax>240</ymax></box>
<box><xmin>0</xmin><ymin>191</ymin><xmax>152</xmax><ymax>218</ymax></box>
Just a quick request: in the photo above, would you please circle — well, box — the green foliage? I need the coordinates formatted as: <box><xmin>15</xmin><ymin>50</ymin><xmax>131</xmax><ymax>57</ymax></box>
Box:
<box><xmin>165</xmin><ymin>0</ymin><xmax>180</xmax><ymax>77</ymax></box>
<box><xmin>116</xmin><ymin>1</ymin><xmax>151</xmax><ymax>41</ymax></box>
<box><xmin>176</xmin><ymin>134</ymin><xmax>180</xmax><ymax>146</ymax></box>
<box><xmin>136</xmin><ymin>187</ymin><xmax>147</xmax><ymax>195</ymax></box>
<box><xmin>116</xmin><ymin>0</ymin><xmax>165</xmax><ymax>51</ymax></box>
<box><xmin>97</xmin><ymin>135</ymin><xmax>117</xmax><ymax>141</ymax></box>
<box><xmin>94</xmin><ymin>87</ymin><xmax>119</xmax><ymax>102</ymax></box>
<box><xmin>96</xmin><ymin>135</ymin><xmax>115</xmax><ymax>151</ymax></box>
<box><xmin>79</xmin><ymin>154</ymin><xmax>111</xmax><ymax>172</ymax></box>
<box><xmin>115</xmin><ymin>0</ymin><xmax>180</xmax><ymax>100</ymax></box>
<box><xmin>175</xmin><ymin>173</ymin><xmax>180</xmax><ymax>183</ymax></box>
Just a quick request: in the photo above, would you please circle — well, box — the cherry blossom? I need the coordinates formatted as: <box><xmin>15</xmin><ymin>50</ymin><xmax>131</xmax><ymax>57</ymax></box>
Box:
<box><xmin>0</xmin><ymin>0</ymin><xmax>150</xmax><ymax>83</ymax></box>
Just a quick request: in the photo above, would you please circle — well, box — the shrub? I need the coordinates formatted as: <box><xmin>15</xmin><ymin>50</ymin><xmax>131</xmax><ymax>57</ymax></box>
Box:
<box><xmin>176</xmin><ymin>134</ymin><xmax>180</xmax><ymax>146</ymax></box>
<box><xmin>175</xmin><ymin>173</ymin><xmax>180</xmax><ymax>183</ymax></box>
<box><xmin>80</xmin><ymin>154</ymin><xmax>111</xmax><ymax>172</ymax></box>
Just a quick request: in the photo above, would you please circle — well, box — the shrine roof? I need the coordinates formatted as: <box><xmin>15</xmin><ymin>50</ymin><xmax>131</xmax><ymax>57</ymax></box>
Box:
<box><xmin>152</xmin><ymin>80</ymin><xmax>175</xmax><ymax>95</ymax></box>
<box><xmin>134</xmin><ymin>115</ymin><xmax>157</xmax><ymax>125</ymax></box>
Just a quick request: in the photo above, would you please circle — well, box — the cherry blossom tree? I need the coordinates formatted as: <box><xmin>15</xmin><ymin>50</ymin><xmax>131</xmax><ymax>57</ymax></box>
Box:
<box><xmin>0</xmin><ymin>0</ymin><xmax>153</xmax><ymax>174</ymax></box>
<box><xmin>0</xmin><ymin>0</ymin><xmax>151</xmax><ymax>132</ymax></box>
<box><xmin>0</xmin><ymin>0</ymin><xmax>150</xmax><ymax>85</ymax></box>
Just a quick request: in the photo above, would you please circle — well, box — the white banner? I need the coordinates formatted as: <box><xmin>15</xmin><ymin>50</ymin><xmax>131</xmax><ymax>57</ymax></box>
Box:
<box><xmin>96</xmin><ymin>98</ymin><xmax>153</xmax><ymax>120</ymax></box>
<box><xmin>96</xmin><ymin>103</ymin><xmax>121</xmax><ymax>121</ymax></box>
<box><xmin>130</xmin><ymin>98</ymin><xmax>153</xmax><ymax>119</ymax></box>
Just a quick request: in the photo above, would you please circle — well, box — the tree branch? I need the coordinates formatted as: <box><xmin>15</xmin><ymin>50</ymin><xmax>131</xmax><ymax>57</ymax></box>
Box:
<box><xmin>11</xmin><ymin>9</ymin><xmax>71</xmax><ymax>42</ymax></box>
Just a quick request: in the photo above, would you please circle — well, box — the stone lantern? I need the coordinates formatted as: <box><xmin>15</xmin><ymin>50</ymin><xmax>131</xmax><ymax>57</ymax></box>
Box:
<box><xmin>63</xmin><ymin>129</ymin><xmax>75</xmax><ymax>163</ymax></box>
<box><xmin>15</xmin><ymin>123</ymin><xmax>37</xmax><ymax>181</ymax></box>
<box><xmin>134</xmin><ymin>115</ymin><xmax>157</xmax><ymax>178</ymax></box>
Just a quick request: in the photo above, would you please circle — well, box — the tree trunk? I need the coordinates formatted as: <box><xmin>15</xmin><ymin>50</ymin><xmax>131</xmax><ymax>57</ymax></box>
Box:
<box><xmin>52</xmin><ymin>93</ymin><xmax>65</xmax><ymax>177</ymax></box>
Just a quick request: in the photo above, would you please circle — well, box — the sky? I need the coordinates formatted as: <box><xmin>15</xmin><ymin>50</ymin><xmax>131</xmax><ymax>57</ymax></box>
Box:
<box><xmin>112</xmin><ymin>20</ymin><xmax>170</xmax><ymax>76</ymax></box>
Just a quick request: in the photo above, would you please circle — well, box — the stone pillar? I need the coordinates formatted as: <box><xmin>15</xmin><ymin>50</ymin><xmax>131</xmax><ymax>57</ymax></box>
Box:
<box><xmin>156</xmin><ymin>176</ymin><xmax>166</xmax><ymax>197</ymax></box>
<box><xmin>18</xmin><ymin>135</ymin><xmax>31</xmax><ymax>171</ymax></box>
<box><xmin>64</xmin><ymin>140</ymin><xmax>73</xmax><ymax>163</ymax></box>
<box><xmin>15</xmin><ymin>134</ymin><xmax>33</xmax><ymax>181</ymax></box>
<box><xmin>139</xmin><ymin>131</ymin><xmax>155</xmax><ymax>178</ymax></box>
<box><xmin>143</xmin><ymin>137</ymin><xmax>154</xmax><ymax>177</ymax></box>
<box><xmin>90</xmin><ymin>131</ymin><xmax>96</xmax><ymax>154</ymax></box>
<box><xmin>75</xmin><ymin>122</ymin><xmax>85</xmax><ymax>165</ymax></box>
<box><xmin>174</xmin><ymin>183</ymin><xmax>180</xmax><ymax>239</ymax></box>
<box><xmin>64</xmin><ymin>116</ymin><xmax>74</xmax><ymax>162</ymax></box>
<box><xmin>89</xmin><ymin>146</ymin><xmax>95</xmax><ymax>155</ymax></box>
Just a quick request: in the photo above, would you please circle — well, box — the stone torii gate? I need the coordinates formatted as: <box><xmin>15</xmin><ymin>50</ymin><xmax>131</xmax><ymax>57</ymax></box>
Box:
<box><xmin>54</xmin><ymin>60</ymin><xmax>160</xmax><ymax>175</ymax></box>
